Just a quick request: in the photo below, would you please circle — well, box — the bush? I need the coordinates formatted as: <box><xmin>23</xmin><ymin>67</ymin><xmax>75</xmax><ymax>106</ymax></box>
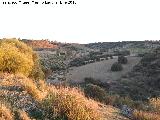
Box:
<box><xmin>110</xmin><ymin>55</ymin><xmax>113</xmax><ymax>59</ymax></box>
<box><xmin>84</xmin><ymin>77</ymin><xmax>102</xmax><ymax>85</ymax></box>
<box><xmin>84</xmin><ymin>77</ymin><xmax>110</xmax><ymax>90</ymax></box>
<box><xmin>141</xmin><ymin>53</ymin><xmax>157</xmax><ymax>66</ymax></box>
<box><xmin>40</xmin><ymin>54</ymin><xmax>67</xmax><ymax>71</ymax></box>
<box><xmin>111</xmin><ymin>62</ymin><xmax>123</xmax><ymax>71</ymax></box>
<box><xmin>42</xmin><ymin>87</ymin><xmax>102</xmax><ymax>120</ymax></box>
<box><xmin>84</xmin><ymin>84</ymin><xmax>107</xmax><ymax>102</ymax></box>
<box><xmin>116</xmin><ymin>50</ymin><xmax>130</xmax><ymax>56</ymax></box>
<box><xmin>118</xmin><ymin>56</ymin><xmax>128</xmax><ymax>64</ymax></box>
<box><xmin>69</xmin><ymin>57</ymin><xmax>85</xmax><ymax>67</ymax></box>
<box><xmin>0</xmin><ymin>39</ymin><xmax>44</xmax><ymax>80</ymax></box>
<box><xmin>0</xmin><ymin>39</ymin><xmax>34</xmax><ymax>76</ymax></box>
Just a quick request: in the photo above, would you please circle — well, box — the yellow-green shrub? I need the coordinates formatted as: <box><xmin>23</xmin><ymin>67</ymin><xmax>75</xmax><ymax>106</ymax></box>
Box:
<box><xmin>0</xmin><ymin>43</ymin><xmax>34</xmax><ymax>76</ymax></box>
<box><xmin>0</xmin><ymin>39</ymin><xmax>44</xmax><ymax>80</ymax></box>
<box><xmin>0</xmin><ymin>38</ymin><xmax>33</xmax><ymax>56</ymax></box>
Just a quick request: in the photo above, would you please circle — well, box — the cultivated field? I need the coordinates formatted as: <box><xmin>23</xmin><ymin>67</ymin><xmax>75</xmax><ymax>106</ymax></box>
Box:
<box><xmin>67</xmin><ymin>56</ymin><xmax>141</xmax><ymax>83</ymax></box>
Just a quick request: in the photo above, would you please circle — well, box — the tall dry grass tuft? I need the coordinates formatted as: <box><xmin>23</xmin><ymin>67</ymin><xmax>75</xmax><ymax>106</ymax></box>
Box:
<box><xmin>18</xmin><ymin>110</ymin><xmax>32</xmax><ymax>120</ymax></box>
<box><xmin>47</xmin><ymin>87</ymin><xmax>102</xmax><ymax>120</ymax></box>
<box><xmin>133</xmin><ymin>97</ymin><xmax>160</xmax><ymax>120</ymax></box>
<box><xmin>0</xmin><ymin>73</ymin><xmax>48</xmax><ymax>102</ymax></box>
<box><xmin>16</xmin><ymin>76</ymin><xmax>47</xmax><ymax>101</ymax></box>
<box><xmin>149</xmin><ymin>97</ymin><xmax>160</xmax><ymax>113</ymax></box>
<box><xmin>0</xmin><ymin>103</ymin><xmax>14</xmax><ymax>120</ymax></box>
<box><xmin>133</xmin><ymin>110</ymin><xmax>160</xmax><ymax>120</ymax></box>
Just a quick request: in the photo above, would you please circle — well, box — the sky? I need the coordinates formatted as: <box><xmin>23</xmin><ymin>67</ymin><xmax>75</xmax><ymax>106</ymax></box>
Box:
<box><xmin>0</xmin><ymin>0</ymin><xmax>160</xmax><ymax>43</ymax></box>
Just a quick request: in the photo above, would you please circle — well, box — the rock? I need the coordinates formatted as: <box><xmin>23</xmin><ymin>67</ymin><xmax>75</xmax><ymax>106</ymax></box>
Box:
<box><xmin>121</xmin><ymin>105</ymin><xmax>133</xmax><ymax>118</ymax></box>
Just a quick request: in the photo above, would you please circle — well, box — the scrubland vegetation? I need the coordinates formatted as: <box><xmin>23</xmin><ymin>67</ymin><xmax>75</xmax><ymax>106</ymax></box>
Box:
<box><xmin>1</xmin><ymin>38</ymin><xmax>160</xmax><ymax>120</ymax></box>
<box><xmin>0</xmin><ymin>39</ymin><xmax>104</xmax><ymax>120</ymax></box>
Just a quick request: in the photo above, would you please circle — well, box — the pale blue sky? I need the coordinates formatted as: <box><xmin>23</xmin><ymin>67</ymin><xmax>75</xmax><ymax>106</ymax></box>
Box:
<box><xmin>0</xmin><ymin>0</ymin><xmax>160</xmax><ymax>43</ymax></box>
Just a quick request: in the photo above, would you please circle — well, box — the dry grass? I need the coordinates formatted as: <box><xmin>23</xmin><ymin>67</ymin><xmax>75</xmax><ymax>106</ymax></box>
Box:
<box><xmin>18</xmin><ymin>110</ymin><xmax>32</xmax><ymax>120</ymax></box>
<box><xmin>149</xmin><ymin>97</ymin><xmax>160</xmax><ymax>112</ymax></box>
<box><xmin>132</xmin><ymin>97</ymin><xmax>160</xmax><ymax>120</ymax></box>
<box><xmin>0</xmin><ymin>73</ymin><xmax>48</xmax><ymax>102</ymax></box>
<box><xmin>0</xmin><ymin>73</ymin><xmax>104</xmax><ymax>120</ymax></box>
<box><xmin>51</xmin><ymin>87</ymin><xmax>102</xmax><ymax>120</ymax></box>
<box><xmin>133</xmin><ymin>110</ymin><xmax>160</xmax><ymax>120</ymax></box>
<box><xmin>0</xmin><ymin>103</ymin><xmax>14</xmax><ymax>120</ymax></box>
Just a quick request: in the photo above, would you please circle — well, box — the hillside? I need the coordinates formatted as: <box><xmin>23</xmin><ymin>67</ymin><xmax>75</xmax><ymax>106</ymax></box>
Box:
<box><xmin>67</xmin><ymin>56</ymin><xmax>140</xmax><ymax>83</ymax></box>
<box><xmin>0</xmin><ymin>38</ymin><xmax>131</xmax><ymax>120</ymax></box>
<box><xmin>1</xmin><ymin>38</ymin><xmax>160</xmax><ymax>120</ymax></box>
<box><xmin>116</xmin><ymin>48</ymin><xmax>160</xmax><ymax>100</ymax></box>
<box><xmin>0</xmin><ymin>73</ymin><xmax>129</xmax><ymax>120</ymax></box>
<box><xmin>22</xmin><ymin>39</ymin><xmax>58</xmax><ymax>50</ymax></box>
<box><xmin>85</xmin><ymin>41</ymin><xmax>160</xmax><ymax>55</ymax></box>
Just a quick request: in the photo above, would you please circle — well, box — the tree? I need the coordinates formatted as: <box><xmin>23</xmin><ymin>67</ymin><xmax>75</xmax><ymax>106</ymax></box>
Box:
<box><xmin>118</xmin><ymin>56</ymin><xmax>128</xmax><ymax>64</ymax></box>
<box><xmin>111</xmin><ymin>62</ymin><xmax>123</xmax><ymax>71</ymax></box>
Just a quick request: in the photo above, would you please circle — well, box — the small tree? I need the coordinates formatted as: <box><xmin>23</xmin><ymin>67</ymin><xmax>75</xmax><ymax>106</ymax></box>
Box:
<box><xmin>111</xmin><ymin>62</ymin><xmax>123</xmax><ymax>71</ymax></box>
<box><xmin>84</xmin><ymin>84</ymin><xmax>107</xmax><ymax>102</ymax></box>
<box><xmin>118</xmin><ymin>56</ymin><xmax>128</xmax><ymax>64</ymax></box>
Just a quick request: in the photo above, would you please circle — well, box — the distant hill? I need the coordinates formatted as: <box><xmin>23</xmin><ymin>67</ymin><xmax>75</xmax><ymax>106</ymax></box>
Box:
<box><xmin>85</xmin><ymin>41</ymin><xmax>160</xmax><ymax>55</ymax></box>
<box><xmin>22</xmin><ymin>39</ymin><xmax>58</xmax><ymax>50</ymax></box>
<box><xmin>85</xmin><ymin>41</ymin><xmax>160</xmax><ymax>49</ymax></box>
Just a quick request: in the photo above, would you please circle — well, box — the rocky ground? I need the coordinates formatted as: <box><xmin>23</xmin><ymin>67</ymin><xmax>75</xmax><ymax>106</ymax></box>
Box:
<box><xmin>0</xmin><ymin>74</ymin><xmax>130</xmax><ymax>120</ymax></box>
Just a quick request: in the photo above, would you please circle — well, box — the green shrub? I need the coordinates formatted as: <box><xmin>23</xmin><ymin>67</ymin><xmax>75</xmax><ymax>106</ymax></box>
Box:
<box><xmin>84</xmin><ymin>77</ymin><xmax>102</xmax><ymax>85</ymax></box>
<box><xmin>40</xmin><ymin>54</ymin><xmax>67</xmax><ymax>71</ymax></box>
<box><xmin>118</xmin><ymin>56</ymin><xmax>128</xmax><ymax>64</ymax></box>
<box><xmin>69</xmin><ymin>57</ymin><xmax>85</xmax><ymax>67</ymax></box>
<box><xmin>84</xmin><ymin>77</ymin><xmax>110</xmax><ymax>90</ymax></box>
<box><xmin>111</xmin><ymin>62</ymin><xmax>123</xmax><ymax>71</ymax></box>
<box><xmin>141</xmin><ymin>53</ymin><xmax>157</xmax><ymax>66</ymax></box>
<box><xmin>84</xmin><ymin>84</ymin><xmax>107</xmax><ymax>102</ymax></box>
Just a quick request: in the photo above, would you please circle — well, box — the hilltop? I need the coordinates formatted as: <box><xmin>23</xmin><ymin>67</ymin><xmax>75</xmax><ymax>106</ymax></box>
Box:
<box><xmin>22</xmin><ymin>39</ymin><xmax>58</xmax><ymax>50</ymax></box>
